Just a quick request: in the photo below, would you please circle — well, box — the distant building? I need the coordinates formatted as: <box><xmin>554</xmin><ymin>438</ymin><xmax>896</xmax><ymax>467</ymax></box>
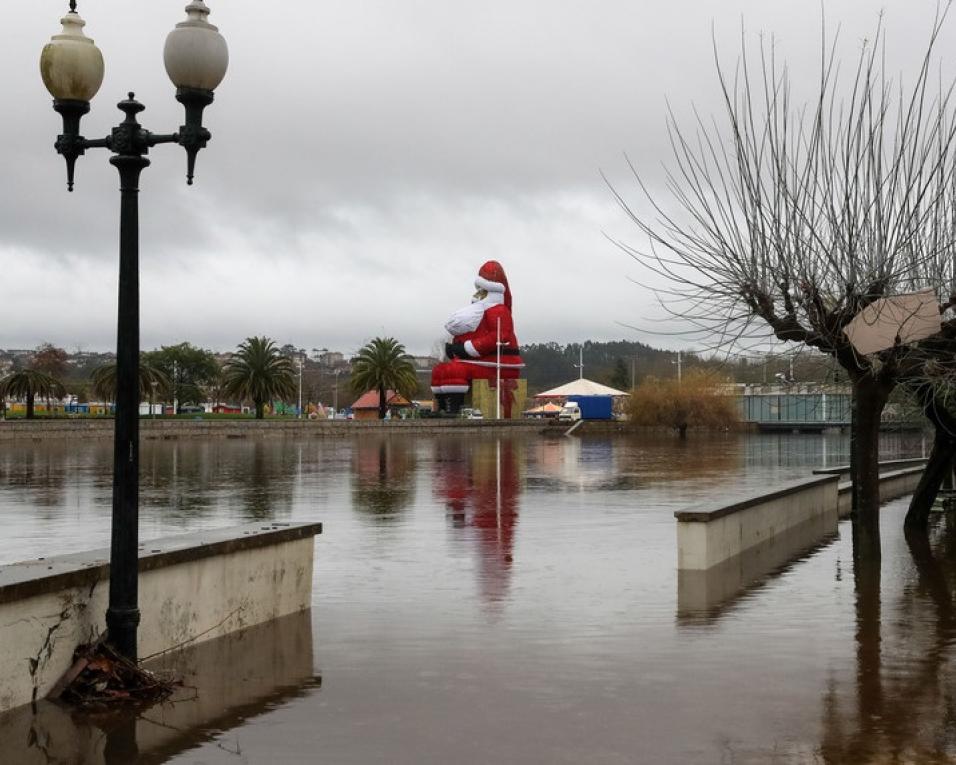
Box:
<box><xmin>317</xmin><ymin>351</ymin><xmax>345</xmax><ymax>367</ymax></box>
<box><xmin>734</xmin><ymin>383</ymin><xmax>852</xmax><ymax>430</ymax></box>
<box><xmin>534</xmin><ymin>378</ymin><xmax>630</xmax><ymax>401</ymax></box>
<box><xmin>534</xmin><ymin>379</ymin><xmax>628</xmax><ymax>420</ymax></box>
<box><xmin>351</xmin><ymin>389</ymin><xmax>413</xmax><ymax>420</ymax></box>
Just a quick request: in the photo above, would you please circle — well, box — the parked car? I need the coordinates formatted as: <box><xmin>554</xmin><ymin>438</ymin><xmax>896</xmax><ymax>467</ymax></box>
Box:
<box><xmin>468</xmin><ymin>409</ymin><xmax>483</xmax><ymax>420</ymax></box>
<box><xmin>557</xmin><ymin>402</ymin><xmax>581</xmax><ymax>422</ymax></box>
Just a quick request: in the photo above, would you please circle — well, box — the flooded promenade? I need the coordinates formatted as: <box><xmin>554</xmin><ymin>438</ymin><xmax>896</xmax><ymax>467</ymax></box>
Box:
<box><xmin>0</xmin><ymin>431</ymin><xmax>950</xmax><ymax>764</ymax></box>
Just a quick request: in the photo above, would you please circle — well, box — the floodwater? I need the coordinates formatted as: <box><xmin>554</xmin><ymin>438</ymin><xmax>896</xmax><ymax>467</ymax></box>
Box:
<box><xmin>1</xmin><ymin>430</ymin><xmax>954</xmax><ymax>764</ymax></box>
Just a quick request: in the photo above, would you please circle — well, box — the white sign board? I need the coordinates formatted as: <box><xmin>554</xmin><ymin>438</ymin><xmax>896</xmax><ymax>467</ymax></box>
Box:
<box><xmin>843</xmin><ymin>288</ymin><xmax>942</xmax><ymax>355</ymax></box>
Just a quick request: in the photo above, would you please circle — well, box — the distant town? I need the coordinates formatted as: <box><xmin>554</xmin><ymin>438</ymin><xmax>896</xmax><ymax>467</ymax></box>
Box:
<box><xmin>0</xmin><ymin>338</ymin><xmax>897</xmax><ymax>428</ymax></box>
<box><xmin>0</xmin><ymin>338</ymin><xmax>847</xmax><ymax>404</ymax></box>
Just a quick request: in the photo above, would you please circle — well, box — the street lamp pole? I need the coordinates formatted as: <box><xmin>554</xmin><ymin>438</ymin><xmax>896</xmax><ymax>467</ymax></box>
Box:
<box><xmin>495</xmin><ymin>317</ymin><xmax>502</xmax><ymax>420</ymax></box>
<box><xmin>297</xmin><ymin>354</ymin><xmax>303</xmax><ymax>419</ymax></box>
<box><xmin>333</xmin><ymin>369</ymin><xmax>341</xmax><ymax>414</ymax></box>
<box><xmin>573</xmin><ymin>344</ymin><xmax>584</xmax><ymax>380</ymax></box>
<box><xmin>41</xmin><ymin>0</ymin><xmax>228</xmax><ymax>661</ymax></box>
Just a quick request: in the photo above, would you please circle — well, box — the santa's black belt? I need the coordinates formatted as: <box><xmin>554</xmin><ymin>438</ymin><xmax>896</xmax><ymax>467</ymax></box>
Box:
<box><xmin>498</xmin><ymin>348</ymin><xmax>520</xmax><ymax>356</ymax></box>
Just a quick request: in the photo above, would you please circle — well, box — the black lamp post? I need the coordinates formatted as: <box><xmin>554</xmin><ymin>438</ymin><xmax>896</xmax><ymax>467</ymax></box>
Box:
<box><xmin>40</xmin><ymin>1</ymin><xmax>228</xmax><ymax>661</ymax></box>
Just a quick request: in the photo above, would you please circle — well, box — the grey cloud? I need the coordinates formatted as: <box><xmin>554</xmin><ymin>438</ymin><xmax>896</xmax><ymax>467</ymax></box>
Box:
<box><xmin>2</xmin><ymin>0</ymin><xmax>952</xmax><ymax>354</ymax></box>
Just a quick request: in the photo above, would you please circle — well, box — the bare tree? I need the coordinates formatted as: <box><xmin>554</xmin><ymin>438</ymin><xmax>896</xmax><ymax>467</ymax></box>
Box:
<box><xmin>611</xmin><ymin>11</ymin><xmax>956</xmax><ymax>554</ymax></box>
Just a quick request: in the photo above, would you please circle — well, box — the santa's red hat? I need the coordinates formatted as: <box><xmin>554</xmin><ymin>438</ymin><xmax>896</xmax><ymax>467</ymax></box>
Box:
<box><xmin>474</xmin><ymin>260</ymin><xmax>512</xmax><ymax>309</ymax></box>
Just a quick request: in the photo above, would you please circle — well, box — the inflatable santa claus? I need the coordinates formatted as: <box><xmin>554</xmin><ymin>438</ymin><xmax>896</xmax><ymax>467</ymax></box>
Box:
<box><xmin>431</xmin><ymin>261</ymin><xmax>524</xmax><ymax>414</ymax></box>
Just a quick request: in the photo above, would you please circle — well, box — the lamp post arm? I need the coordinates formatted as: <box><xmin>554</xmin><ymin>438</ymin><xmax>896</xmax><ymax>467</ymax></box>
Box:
<box><xmin>147</xmin><ymin>133</ymin><xmax>181</xmax><ymax>147</ymax></box>
<box><xmin>53</xmin><ymin>91</ymin><xmax>213</xmax><ymax>191</ymax></box>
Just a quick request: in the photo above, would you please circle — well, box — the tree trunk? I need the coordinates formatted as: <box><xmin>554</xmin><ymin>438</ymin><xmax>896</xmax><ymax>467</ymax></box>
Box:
<box><xmin>378</xmin><ymin>385</ymin><xmax>387</xmax><ymax>420</ymax></box>
<box><xmin>905</xmin><ymin>394</ymin><xmax>956</xmax><ymax>531</ymax></box>
<box><xmin>26</xmin><ymin>392</ymin><xmax>34</xmax><ymax>420</ymax></box>
<box><xmin>905</xmin><ymin>435</ymin><xmax>954</xmax><ymax>531</ymax></box>
<box><xmin>851</xmin><ymin>377</ymin><xmax>890</xmax><ymax>559</ymax></box>
<box><xmin>255</xmin><ymin>400</ymin><xmax>264</xmax><ymax>420</ymax></box>
<box><xmin>851</xmin><ymin>537</ymin><xmax>883</xmax><ymax>733</ymax></box>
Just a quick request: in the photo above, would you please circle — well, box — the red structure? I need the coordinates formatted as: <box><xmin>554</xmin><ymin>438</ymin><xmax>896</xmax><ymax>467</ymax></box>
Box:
<box><xmin>430</xmin><ymin>261</ymin><xmax>523</xmax><ymax>414</ymax></box>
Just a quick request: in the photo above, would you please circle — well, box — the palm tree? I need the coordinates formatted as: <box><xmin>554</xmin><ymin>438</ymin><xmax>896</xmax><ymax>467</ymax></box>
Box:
<box><xmin>222</xmin><ymin>336</ymin><xmax>296</xmax><ymax>419</ymax></box>
<box><xmin>90</xmin><ymin>362</ymin><xmax>171</xmax><ymax>404</ymax></box>
<box><xmin>350</xmin><ymin>337</ymin><xmax>418</xmax><ymax>419</ymax></box>
<box><xmin>0</xmin><ymin>370</ymin><xmax>66</xmax><ymax>419</ymax></box>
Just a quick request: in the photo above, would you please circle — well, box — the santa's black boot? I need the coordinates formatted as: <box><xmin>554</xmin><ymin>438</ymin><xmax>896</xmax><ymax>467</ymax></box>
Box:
<box><xmin>447</xmin><ymin>393</ymin><xmax>465</xmax><ymax>415</ymax></box>
<box><xmin>434</xmin><ymin>394</ymin><xmax>447</xmax><ymax>414</ymax></box>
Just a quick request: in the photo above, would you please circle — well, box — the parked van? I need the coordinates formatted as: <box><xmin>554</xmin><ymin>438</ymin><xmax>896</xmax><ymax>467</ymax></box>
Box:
<box><xmin>557</xmin><ymin>402</ymin><xmax>582</xmax><ymax>422</ymax></box>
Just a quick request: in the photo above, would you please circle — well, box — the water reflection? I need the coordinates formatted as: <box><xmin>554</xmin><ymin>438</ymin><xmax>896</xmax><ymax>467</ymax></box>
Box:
<box><xmin>528</xmin><ymin>436</ymin><xmax>627</xmax><ymax>491</ymax></box>
<box><xmin>234</xmin><ymin>440</ymin><xmax>296</xmax><ymax>519</ymax></box>
<box><xmin>611</xmin><ymin>434</ymin><xmax>742</xmax><ymax>486</ymax></box>
<box><xmin>436</xmin><ymin>438</ymin><xmax>521</xmax><ymax>608</ymax></box>
<box><xmin>140</xmin><ymin>440</ymin><xmax>299</xmax><ymax>521</ymax></box>
<box><xmin>677</xmin><ymin>522</ymin><xmax>840</xmax><ymax>624</ymax></box>
<box><xmin>0</xmin><ymin>444</ymin><xmax>71</xmax><ymax>510</ymax></box>
<box><xmin>351</xmin><ymin>438</ymin><xmax>416</xmax><ymax>518</ymax></box>
<box><xmin>0</xmin><ymin>611</ymin><xmax>319</xmax><ymax>764</ymax></box>
<box><xmin>141</xmin><ymin>441</ymin><xmax>217</xmax><ymax>518</ymax></box>
<box><xmin>741</xmin><ymin>430</ymin><xmax>927</xmax><ymax>471</ymax></box>
<box><xmin>819</xmin><ymin>519</ymin><xmax>956</xmax><ymax>763</ymax></box>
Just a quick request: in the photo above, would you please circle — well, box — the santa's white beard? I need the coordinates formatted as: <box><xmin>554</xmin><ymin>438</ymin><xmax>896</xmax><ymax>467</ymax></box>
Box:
<box><xmin>444</xmin><ymin>292</ymin><xmax>504</xmax><ymax>336</ymax></box>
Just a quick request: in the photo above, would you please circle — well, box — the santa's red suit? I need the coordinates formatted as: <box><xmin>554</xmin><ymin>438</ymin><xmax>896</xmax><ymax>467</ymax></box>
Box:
<box><xmin>431</xmin><ymin>261</ymin><xmax>524</xmax><ymax>410</ymax></box>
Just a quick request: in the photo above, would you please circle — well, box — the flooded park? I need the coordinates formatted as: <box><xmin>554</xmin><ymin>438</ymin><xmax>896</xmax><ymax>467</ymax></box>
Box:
<box><xmin>0</xmin><ymin>430</ymin><xmax>953</xmax><ymax>763</ymax></box>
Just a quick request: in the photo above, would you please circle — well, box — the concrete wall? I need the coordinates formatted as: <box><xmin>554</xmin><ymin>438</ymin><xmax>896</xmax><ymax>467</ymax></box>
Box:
<box><xmin>835</xmin><ymin>466</ymin><xmax>925</xmax><ymax>518</ymax></box>
<box><xmin>0</xmin><ymin>418</ymin><xmax>543</xmax><ymax>442</ymax></box>
<box><xmin>0</xmin><ymin>610</ymin><xmax>316</xmax><ymax>764</ymax></box>
<box><xmin>0</xmin><ymin>521</ymin><xmax>320</xmax><ymax>715</ymax></box>
<box><xmin>675</xmin><ymin>476</ymin><xmax>840</xmax><ymax>571</ymax></box>
<box><xmin>814</xmin><ymin>457</ymin><xmax>927</xmax><ymax>481</ymax></box>
<box><xmin>676</xmin><ymin>463</ymin><xmax>930</xmax><ymax>573</ymax></box>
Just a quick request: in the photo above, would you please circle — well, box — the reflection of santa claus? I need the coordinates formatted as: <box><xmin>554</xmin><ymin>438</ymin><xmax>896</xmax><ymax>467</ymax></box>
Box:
<box><xmin>433</xmin><ymin>439</ymin><xmax>521</xmax><ymax>609</ymax></box>
<box><xmin>431</xmin><ymin>261</ymin><xmax>524</xmax><ymax>414</ymax></box>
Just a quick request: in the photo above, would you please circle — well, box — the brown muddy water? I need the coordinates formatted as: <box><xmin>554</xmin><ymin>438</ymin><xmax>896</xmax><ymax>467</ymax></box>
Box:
<box><xmin>0</xmin><ymin>431</ymin><xmax>952</xmax><ymax>764</ymax></box>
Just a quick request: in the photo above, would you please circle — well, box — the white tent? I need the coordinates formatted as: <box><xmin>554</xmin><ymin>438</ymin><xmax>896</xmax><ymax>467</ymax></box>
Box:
<box><xmin>535</xmin><ymin>378</ymin><xmax>629</xmax><ymax>398</ymax></box>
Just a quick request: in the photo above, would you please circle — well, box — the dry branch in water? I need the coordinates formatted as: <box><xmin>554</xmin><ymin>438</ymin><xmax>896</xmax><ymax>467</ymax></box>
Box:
<box><xmin>53</xmin><ymin>640</ymin><xmax>178</xmax><ymax>709</ymax></box>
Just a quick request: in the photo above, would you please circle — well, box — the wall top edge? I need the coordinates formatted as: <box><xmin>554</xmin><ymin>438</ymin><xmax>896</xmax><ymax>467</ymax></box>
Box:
<box><xmin>813</xmin><ymin>457</ymin><xmax>928</xmax><ymax>476</ymax></box>
<box><xmin>0</xmin><ymin>521</ymin><xmax>322</xmax><ymax>605</ymax></box>
<box><xmin>675</xmin><ymin>475</ymin><xmax>839</xmax><ymax>523</ymax></box>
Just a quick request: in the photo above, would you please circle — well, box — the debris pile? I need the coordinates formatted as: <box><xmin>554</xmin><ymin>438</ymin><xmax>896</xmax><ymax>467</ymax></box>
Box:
<box><xmin>52</xmin><ymin>641</ymin><xmax>177</xmax><ymax>708</ymax></box>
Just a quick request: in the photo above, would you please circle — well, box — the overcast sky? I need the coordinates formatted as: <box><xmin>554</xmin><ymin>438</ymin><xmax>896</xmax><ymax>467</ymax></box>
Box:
<box><xmin>3</xmin><ymin>1</ymin><xmax>954</xmax><ymax>356</ymax></box>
